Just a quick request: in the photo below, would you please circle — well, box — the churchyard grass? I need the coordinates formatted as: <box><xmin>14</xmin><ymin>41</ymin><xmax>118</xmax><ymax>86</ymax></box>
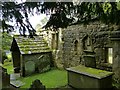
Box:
<box><xmin>3</xmin><ymin>61</ymin><xmax>67</xmax><ymax>88</ymax></box>
<box><xmin>3</xmin><ymin>61</ymin><xmax>14</xmax><ymax>74</ymax></box>
<box><xmin>18</xmin><ymin>68</ymin><xmax>67</xmax><ymax>88</ymax></box>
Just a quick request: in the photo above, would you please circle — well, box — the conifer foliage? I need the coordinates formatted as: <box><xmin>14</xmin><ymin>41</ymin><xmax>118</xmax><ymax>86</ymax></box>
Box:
<box><xmin>1</xmin><ymin>1</ymin><xmax>120</xmax><ymax>35</ymax></box>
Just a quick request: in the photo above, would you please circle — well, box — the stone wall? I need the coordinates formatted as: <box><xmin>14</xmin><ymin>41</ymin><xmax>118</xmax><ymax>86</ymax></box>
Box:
<box><xmin>42</xmin><ymin>29</ymin><xmax>64</xmax><ymax>69</ymax></box>
<box><xmin>62</xmin><ymin>24</ymin><xmax>93</xmax><ymax>68</ymax></box>
<box><xmin>110</xmin><ymin>33</ymin><xmax>120</xmax><ymax>83</ymax></box>
<box><xmin>61</xmin><ymin>22</ymin><xmax>119</xmax><ymax>68</ymax></box>
<box><xmin>42</xmin><ymin>22</ymin><xmax>120</xmax><ymax>83</ymax></box>
<box><xmin>42</xmin><ymin>22</ymin><xmax>119</xmax><ymax>74</ymax></box>
<box><xmin>21</xmin><ymin>52</ymin><xmax>52</xmax><ymax>76</ymax></box>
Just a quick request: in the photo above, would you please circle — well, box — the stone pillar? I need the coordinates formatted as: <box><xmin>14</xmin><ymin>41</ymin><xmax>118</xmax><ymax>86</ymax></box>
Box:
<box><xmin>110</xmin><ymin>31</ymin><xmax>120</xmax><ymax>83</ymax></box>
<box><xmin>20</xmin><ymin>54</ymin><xmax>25</xmax><ymax>77</ymax></box>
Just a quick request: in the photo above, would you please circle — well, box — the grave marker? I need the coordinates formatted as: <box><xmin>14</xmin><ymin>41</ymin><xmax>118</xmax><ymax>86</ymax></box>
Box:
<box><xmin>25</xmin><ymin>61</ymin><xmax>35</xmax><ymax>76</ymax></box>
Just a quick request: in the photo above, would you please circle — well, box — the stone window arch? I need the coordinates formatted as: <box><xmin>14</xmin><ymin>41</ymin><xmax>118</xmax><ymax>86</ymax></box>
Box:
<box><xmin>105</xmin><ymin>47</ymin><xmax>113</xmax><ymax>64</ymax></box>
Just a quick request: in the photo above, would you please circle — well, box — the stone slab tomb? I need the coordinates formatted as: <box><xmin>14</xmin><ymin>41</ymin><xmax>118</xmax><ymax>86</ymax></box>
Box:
<box><xmin>67</xmin><ymin>65</ymin><xmax>113</xmax><ymax>90</ymax></box>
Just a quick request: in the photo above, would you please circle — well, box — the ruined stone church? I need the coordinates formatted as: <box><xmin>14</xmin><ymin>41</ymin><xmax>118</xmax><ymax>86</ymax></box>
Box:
<box><xmin>10</xmin><ymin>21</ymin><xmax>120</xmax><ymax>83</ymax></box>
<box><xmin>42</xmin><ymin>21</ymin><xmax>120</xmax><ymax>83</ymax></box>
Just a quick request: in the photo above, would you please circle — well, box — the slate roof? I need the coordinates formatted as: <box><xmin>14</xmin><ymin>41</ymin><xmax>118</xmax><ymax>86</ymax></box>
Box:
<box><xmin>11</xmin><ymin>35</ymin><xmax>51</xmax><ymax>54</ymax></box>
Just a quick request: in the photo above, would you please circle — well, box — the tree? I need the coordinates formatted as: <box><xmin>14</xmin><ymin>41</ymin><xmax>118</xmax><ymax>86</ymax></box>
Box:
<box><xmin>1</xmin><ymin>1</ymin><xmax>74</xmax><ymax>35</ymax></box>
<box><xmin>1</xmin><ymin>32</ymin><xmax>12</xmax><ymax>63</ymax></box>
<box><xmin>1</xmin><ymin>1</ymin><xmax>120</xmax><ymax>36</ymax></box>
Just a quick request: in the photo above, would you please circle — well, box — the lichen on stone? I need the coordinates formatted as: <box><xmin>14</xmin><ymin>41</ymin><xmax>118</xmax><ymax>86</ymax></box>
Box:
<box><xmin>67</xmin><ymin>65</ymin><xmax>113</xmax><ymax>79</ymax></box>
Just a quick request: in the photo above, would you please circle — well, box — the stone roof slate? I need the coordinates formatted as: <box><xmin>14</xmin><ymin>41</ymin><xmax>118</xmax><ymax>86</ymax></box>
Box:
<box><xmin>12</xmin><ymin>35</ymin><xmax>51</xmax><ymax>54</ymax></box>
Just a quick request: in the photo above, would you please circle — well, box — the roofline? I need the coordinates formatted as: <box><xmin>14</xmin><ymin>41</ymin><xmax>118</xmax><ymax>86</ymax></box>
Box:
<box><xmin>20</xmin><ymin>51</ymin><xmax>52</xmax><ymax>55</ymax></box>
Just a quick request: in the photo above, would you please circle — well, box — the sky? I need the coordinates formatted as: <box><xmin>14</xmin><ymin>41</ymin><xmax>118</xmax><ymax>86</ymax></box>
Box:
<box><xmin>13</xmin><ymin>14</ymin><xmax>50</xmax><ymax>35</ymax></box>
<box><xmin>8</xmin><ymin>0</ymin><xmax>50</xmax><ymax>35</ymax></box>
<box><xmin>6</xmin><ymin>13</ymin><xmax>50</xmax><ymax>35</ymax></box>
<box><xmin>29</xmin><ymin>14</ymin><xmax>49</xmax><ymax>28</ymax></box>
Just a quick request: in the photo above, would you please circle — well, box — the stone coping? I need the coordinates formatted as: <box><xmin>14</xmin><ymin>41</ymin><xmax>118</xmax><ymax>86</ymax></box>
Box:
<box><xmin>82</xmin><ymin>55</ymin><xmax>95</xmax><ymax>57</ymax></box>
<box><xmin>66</xmin><ymin>65</ymin><xmax>113</xmax><ymax>79</ymax></box>
<box><xmin>83</xmin><ymin>50</ymin><xmax>95</xmax><ymax>53</ymax></box>
<box><xmin>21</xmin><ymin>50</ymin><xmax>52</xmax><ymax>55</ymax></box>
<box><xmin>110</xmin><ymin>38</ymin><xmax>120</xmax><ymax>41</ymax></box>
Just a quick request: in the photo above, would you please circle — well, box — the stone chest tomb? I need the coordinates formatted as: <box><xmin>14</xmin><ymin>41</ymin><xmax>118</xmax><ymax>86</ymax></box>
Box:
<box><xmin>10</xmin><ymin>35</ymin><xmax>52</xmax><ymax>76</ymax></box>
<box><xmin>67</xmin><ymin>65</ymin><xmax>113</xmax><ymax>89</ymax></box>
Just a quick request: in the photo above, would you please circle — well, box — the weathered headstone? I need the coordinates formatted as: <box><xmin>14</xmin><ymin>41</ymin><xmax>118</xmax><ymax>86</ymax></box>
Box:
<box><xmin>83</xmin><ymin>55</ymin><xmax>96</xmax><ymax>68</ymax></box>
<box><xmin>29</xmin><ymin>79</ymin><xmax>45</xmax><ymax>90</ymax></box>
<box><xmin>82</xmin><ymin>50</ymin><xmax>96</xmax><ymax>68</ymax></box>
<box><xmin>1</xmin><ymin>66</ymin><xmax>10</xmax><ymax>89</ymax></box>
<box><xmin>10</xmin><ymin>73</ymin><xmax>20</xmax><ymax>81</ymax></box>
<box><xmin>10</xmin><ymin>80</ymin><xmax>25</xmax><ymax>88</ymax></box>
<box><xmin>25</xmin><ymin>61</ymin><xmax>35</xmax><ymax>76</ymax></box>
<box><xmin>10</xmin><ymin>74</ymin><xmax>16</xmax><ymax>81</ymax></box>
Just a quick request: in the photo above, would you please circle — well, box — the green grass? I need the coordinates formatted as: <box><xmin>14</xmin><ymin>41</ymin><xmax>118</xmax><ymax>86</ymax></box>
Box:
<box><xmin>3</xmin><ymin>61</ymin><xmax>68</xmax><ymax>88</ymax></box>
<box><xmin>2</xmin><ymin>61</ymin><xmax>14</xmax><ymax>74</ymax></box>
<box><xmin>18</xmin><ymin>68</ymin><xmax>67</xmax><ymax>88</ymax></box>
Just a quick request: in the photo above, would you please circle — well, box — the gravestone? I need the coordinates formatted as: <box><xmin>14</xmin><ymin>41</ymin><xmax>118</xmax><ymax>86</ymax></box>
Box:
<box><xmin>10</xmin><ymin>73</ymin><xmax>24</xmax><ymax>88</ymax></box>
<box><xmin>10</xmin><ymin>74</ymin><xmax>16</xmax><ymax>81</ymax></box>
<box><xmin>10</xmin><ymin>73</ymin><xmax>20</xmax><ymax>81</ymax></box>
<box><xmin>83</xmin><ymin>55</ymin><xmax>96</xmax><ymax>68</ymax></box>
<box><xmin>29</xmin><ymin>79</ymin><xmax>45</xmax><ymax>90</ymax></box>
<box><xmin>82</xmin><ymin>50</ymin><xmax>96</xmax><ymax>68</ymax></box>
<box><xmin>1</xmin><ymin>67</ymin><xmax>10</xmax><ymax>89</ymax></box>
<box><xmin>10</xmin><ymin>80</ymin><xmax>25</xmax><ymax>88</ymax></box>
<box><xmin>25</xmin><ymin>61</ymin><xmax>35</xmax><ymax>76</ymax></box>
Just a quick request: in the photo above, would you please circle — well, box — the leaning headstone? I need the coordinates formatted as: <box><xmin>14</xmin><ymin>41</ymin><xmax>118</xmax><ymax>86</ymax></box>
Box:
<box><xmin>25</xmin><ymin>61</ymin><xmax>35</xmax><ymax>76</ymax></box>
<box><xmin>28</xmin><ymin>79</ymin><xmax>46</xmax><ymax>90</ymax></box>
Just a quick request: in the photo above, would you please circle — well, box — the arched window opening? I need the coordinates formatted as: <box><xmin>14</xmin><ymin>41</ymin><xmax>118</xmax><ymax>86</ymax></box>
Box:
<box><xmin>108</xmin><ymin>48</ymin><xmax>113</xmax><ymax>64</ymax></box>
<box><xmin>74</xmin><ymin>40</ymin><xmax>79</xmax><ymax>54</ymax></box>
<box><xmin>105</xmin><ymin>47</ymin><xmax>113</xmax><ymax>64</ymax></box>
